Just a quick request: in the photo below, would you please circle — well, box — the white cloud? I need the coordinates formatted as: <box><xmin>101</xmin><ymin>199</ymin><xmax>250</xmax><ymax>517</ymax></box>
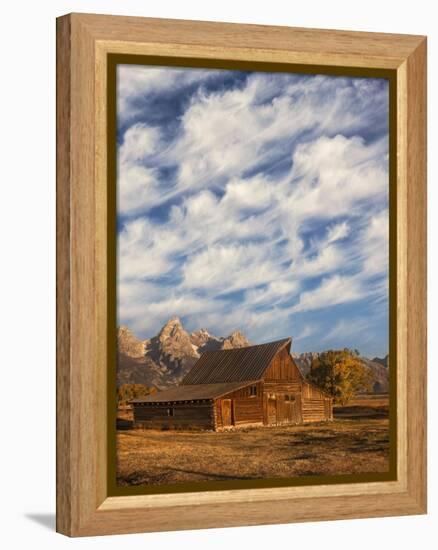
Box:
<box><xmin>326</xmin><ymin>221</ymin><xmax>349</xmax><ymax>244</ymax></box>
<box><xmin>222</xmin><ymin>176</ymin><xmax>274</xmax><ymax>212</ymax></box>
<box><xmin>294</xmin><ymin>324</ymin><xmax>319</xmax><ymax>341</ymax></box>
<box><xmin>117</xmin><ymin>164</ymin><xmax>160</xmax><ymax>216</ymax></box>
<box><xmin>116</xmin><ymin>68</ymin><xmax>389</xmax><ymax>349</ymax></box>
<box><xmin>292</xmin><ymin>245</ymin><xmax>345</xmax><ymax>278</ymax></box>
<box><xmin>117</xmin><ymin>218</ymin><xmax>180</xmax><ymax>280</ymax></box>
<box><xmin>117</xmin><ymin>124</ymin><xmax>166</xmax><ymax>215</ymax></box>
<box><xmin>358</xmin><ymin>209</ymin><xmax>389</xmax><ymax>277</ymax></box>
<box><xmin>163</xmin><ymin>72</ymin><xmax>388</xmax><ymax>192</ymax></box>
<box><xmin>245</xmin><ymin>279</ymin><xmax>300</xmax><ymax>308</ymax></box>
<box><xmin>182</xmin><ymin>243</ymin><xmax>286</xmax><ymax>293</ymax></box>
<box><xmin>322</xmin><ymin>317</ymin><xmax>371</xmax><ymax>343</ymax></box>
<box><xmin>281</xmin><ymin>135</ymin><xmax>388</xmax><ymax>224</ymax></box>
<box><xmin>119</xmin><ymin>123</ymin><xmax>161</xmax><ymax>163</ymax></box>
<box><xmin>117</xmin><ymin>65</ymin><xmax>226</xmax><ymax>123</ymax></box>
<box><xmin>291</xmin><ymin>275</ymin><xmax>365</xmax><ymax>314</ymax></box>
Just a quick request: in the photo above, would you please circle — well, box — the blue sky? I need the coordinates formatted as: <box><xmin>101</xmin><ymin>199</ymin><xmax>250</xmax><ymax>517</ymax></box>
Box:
<box><xmin>116</xmin><ymin>64</ymin><xmax>389</xmax><ymax>358</ymax></box>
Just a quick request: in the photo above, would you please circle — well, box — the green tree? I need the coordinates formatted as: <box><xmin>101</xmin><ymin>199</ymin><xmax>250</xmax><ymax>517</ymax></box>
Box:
<box><xmin>306</xmin><ymin>348</ymin><xmax>373</xmax><ymax>405</ymax></box>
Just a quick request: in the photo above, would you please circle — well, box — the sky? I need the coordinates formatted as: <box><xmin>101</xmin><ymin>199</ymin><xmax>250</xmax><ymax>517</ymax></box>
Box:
<box><xmin>116</xmin><ymin>64</ymin><xmax>389</xmax><ymax>358</ymax></box>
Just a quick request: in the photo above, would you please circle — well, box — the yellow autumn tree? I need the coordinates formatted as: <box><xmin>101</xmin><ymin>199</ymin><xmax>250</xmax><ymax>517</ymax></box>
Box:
<box><xmin>117</xmin><ymin>384</ymin><xmax>156</xmax><ymax>405</ymax></box>
<box><xmin>306</xmin><ymin>348</ymin><xmax>373</xmax><ymax>405</ymax></box>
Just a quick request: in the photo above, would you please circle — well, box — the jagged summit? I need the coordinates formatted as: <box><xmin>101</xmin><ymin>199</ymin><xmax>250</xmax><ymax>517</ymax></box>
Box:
<box><xmin>157</xmin><ymin>316</ymin><xmax>184</xmax><ymax>341</ymax></box>
<box><xmin>221</xmin><ymin>330</ymin><xmax>250</xmax><ymax>349</ymax></box>
<box><xmin>190</xmin><ymin>328</ymin><xmax>219</xmax><ymax>351</ymax></box>
<box><xmin>117</xmin><ymin>326</ymin><xmax>145</xmax><ymax>358</ymax></box>
<box><xmin>154</xmin><ymin>316</ymin><xmax>197</xmax><ymax>362</ymax></box>
<box><xmin>118</xmin><ymin>318</ymin><xmax>252</xmax><ymax>389</ymax></box>
<box><xmin>191</xmin><ymin>327</ymin><xmax>211</xmax><ymax>339</ymax></box>
<box><xmin>160</xmin><ymin>315</ymin><xmax>182</xmax><ymax>328</ymax></box>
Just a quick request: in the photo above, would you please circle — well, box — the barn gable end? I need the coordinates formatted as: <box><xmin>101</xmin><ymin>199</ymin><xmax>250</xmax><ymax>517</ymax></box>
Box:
<box><xmin>263</xmin><ymin>345</ymin><xmax>303</xmax><ymax>382</ymax></box>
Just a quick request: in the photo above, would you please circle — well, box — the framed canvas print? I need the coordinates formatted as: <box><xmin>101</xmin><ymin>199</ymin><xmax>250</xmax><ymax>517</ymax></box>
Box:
<box><xmin>56</xmin><ymin>13</ymin><xmax>427</xmax><ymax>536</ymax></box>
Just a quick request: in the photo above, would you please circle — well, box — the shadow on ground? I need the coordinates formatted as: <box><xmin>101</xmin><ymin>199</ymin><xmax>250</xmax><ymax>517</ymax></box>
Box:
<box><xmin>25</xmin><ymin>513</ymin><xmax>56</xmax><ymax>531</ymax></box>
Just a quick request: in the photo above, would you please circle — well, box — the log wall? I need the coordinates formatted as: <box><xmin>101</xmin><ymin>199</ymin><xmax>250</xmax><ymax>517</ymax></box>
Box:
<box><xmin>301</xmin><ymin>381</ymin><xmax>333</xmax><ymax>422</ymax></box>
<box><xmin>302</xmin><ymin>398</ymin><xmax>330</xmax><ymax>423</ymax></box>
<box><xmin>133</xmin><ymin>401</ymin><xmax>215</xmax><ymax>430</ymax></box>
<box><xmin>262</xmin><ymin>379</ymin><xmax>332</xmax><ymax>424</ymax></box>
<box><xmin>215</xmin><ymin>382</ymin><xmax>264</xmax><ymax>429</ymax></box>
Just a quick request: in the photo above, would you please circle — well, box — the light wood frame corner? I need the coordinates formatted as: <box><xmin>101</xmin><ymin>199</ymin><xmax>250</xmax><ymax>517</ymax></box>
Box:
<box><xmin>56</xmin><ymin>12</ymin><xmax>427</xmax><ymax>537</ymax></box>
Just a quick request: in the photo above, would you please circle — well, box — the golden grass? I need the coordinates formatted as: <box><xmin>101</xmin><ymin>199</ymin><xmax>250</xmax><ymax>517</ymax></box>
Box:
<box><xmin>116</xmin><ymin>417</ymin><xmax>390</xmax><ymax>486</ymax></box>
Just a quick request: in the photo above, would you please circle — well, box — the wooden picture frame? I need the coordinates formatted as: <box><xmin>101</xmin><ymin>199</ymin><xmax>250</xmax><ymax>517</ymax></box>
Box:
<box><xmin>56</xmin><ymin>13</ymin><xmax>427</xmax><ymax>536</ymax></box>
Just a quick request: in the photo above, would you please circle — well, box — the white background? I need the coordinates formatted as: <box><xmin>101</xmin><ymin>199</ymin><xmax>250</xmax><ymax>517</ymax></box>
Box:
<box><xmin>0</xmin><ymin>0</ymin><xmax>435</xmax><ymax>548</ymax></box>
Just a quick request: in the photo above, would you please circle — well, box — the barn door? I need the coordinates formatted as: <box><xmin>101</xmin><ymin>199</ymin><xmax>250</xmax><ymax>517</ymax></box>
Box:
<box><xmin>284</xmin><ymin>394</ymin><xmax>302</xmax><ymax>424</ymax></box>
<box><xmin>267</xmin><ymin>396</ymin><xmax>277</xmax><ymax>425</ymax></box>
<box><xmin>221</xmin><ymin>399</ymin><xmax>233</xmax><ymax>427</ymax></box>
<box><xmin>290</xmin><ymin>394</ymin><xmax>302</xmax><ymax>424</ymax></box>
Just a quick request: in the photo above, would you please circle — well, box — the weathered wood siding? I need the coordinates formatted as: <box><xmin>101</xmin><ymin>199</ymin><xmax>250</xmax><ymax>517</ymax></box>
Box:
<box><xmin>263</xmin><ymin>381</ymin><xmax>302</xmax><ymax>393</ymax></box>
<box><xmin>263</xmin><ymin>352</ymin><xmax>304</xmax><ymax>426</ymax></box>
<box><xmin>301</xmin><ymin>381</ymin><xmax>333</xmax><ymax>423</ymax></box>
<box><xmin>277</xmin><ymin>393</ymin><xmax>303</xmax><ymax>424</ymax></box>
<box><xmin>262</xmin><ymin>381</ymin><xmax>303</xmax><ymax>425</ymax></box>
<box><xmin>215</xmin><ymin>382</ymin><xmax>264</xmax><ymax>429</ymax></box>
<box><xmin>133</xmin><ymin>401</ymin><xmax>215</xmax><ymax>430</ymax></box>
<box><xmin>262</xmin><ymin>392</ymin><xmax>303</xmax><ymax>425</ymax></box>
<box><xmin>262</xmin><ymin>352</ymin><xmax>333</xmax><ymax>424</ymax></box>
<box><xmin>263</xmin><ymin>347</ymin><xmax>302</xmax><ymax>381</ymax></box>
<box><xmin>302</xmin><ymin>380</ymin><xmax>325</xmax><ymax>399</ymax></box>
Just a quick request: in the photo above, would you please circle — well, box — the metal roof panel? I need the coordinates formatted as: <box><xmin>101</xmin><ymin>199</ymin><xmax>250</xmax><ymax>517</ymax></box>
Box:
<box><xmin>131</xmin><ymin>380</ymin><xmax>258</xmax><ymax>403</ymax></box>
<box><xmin>181</xmin><ymin>338</ymin><xmax>291</xmax><ymax>384</ymax></box>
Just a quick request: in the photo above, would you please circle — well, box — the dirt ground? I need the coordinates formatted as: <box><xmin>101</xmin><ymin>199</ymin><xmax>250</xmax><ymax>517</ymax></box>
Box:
<box><xmin>116</xmin><ymin>395</ymin><xmax>390</xmax><ymax>486</ymax></box>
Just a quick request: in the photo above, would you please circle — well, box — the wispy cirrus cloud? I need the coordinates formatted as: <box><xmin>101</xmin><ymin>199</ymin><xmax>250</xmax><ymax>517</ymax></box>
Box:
<box><xmin>116</xmin><ymin>65</ymin><xmax>389</xmax><ymax>356</ymax></box>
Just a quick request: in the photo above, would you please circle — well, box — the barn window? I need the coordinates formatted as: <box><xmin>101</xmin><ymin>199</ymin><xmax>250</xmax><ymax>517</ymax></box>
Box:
<box><xmin>249</xmin><ymin>385</ymin><xmax>258</xmax><ymax>397</ymax></box>
<box><xmin>285</xmin><ymin>395</ymin><xmax>296</xmax><ymax>403</ymax></box>
<box><xmin>167</xmin><ymin>407</ymin><xmax>174</xmax><ymax>417</ymax></box>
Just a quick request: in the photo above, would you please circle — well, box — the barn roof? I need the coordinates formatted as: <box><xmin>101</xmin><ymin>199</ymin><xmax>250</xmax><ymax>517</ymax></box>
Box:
<box><xmin>181</xmin><ymin>337</ymin><xmax>292</xmax><ymax>385</ymax></box>
<box><xmin>131</xmin><ymin>380</ymin><xmax>257</xmax><ymax>403</ymax></box>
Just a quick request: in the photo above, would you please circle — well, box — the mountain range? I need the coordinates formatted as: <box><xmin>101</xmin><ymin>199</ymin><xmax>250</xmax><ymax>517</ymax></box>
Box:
<box><xmin>117</xmin><ymin>317</ymin><xmax>250</xmax><ymax>389</ymax></box>
<box><xmin>117</xmin><ymin>317</ymin><xmax>389</xmax><ymax>392</ymax></box>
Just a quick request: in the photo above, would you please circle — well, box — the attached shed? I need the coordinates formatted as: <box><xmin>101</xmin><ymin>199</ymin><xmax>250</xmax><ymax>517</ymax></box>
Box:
<box><xmin>131</xmin><ymin>338</ymin><xmax>332</xmax><ymax>430</ymax></box>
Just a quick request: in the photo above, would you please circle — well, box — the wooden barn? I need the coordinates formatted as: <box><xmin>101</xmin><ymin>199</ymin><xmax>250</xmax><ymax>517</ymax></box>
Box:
<box><xmin>131</xmin><ymin>338</ymin><xmax>333</xmax><ymax>430</ymax></box>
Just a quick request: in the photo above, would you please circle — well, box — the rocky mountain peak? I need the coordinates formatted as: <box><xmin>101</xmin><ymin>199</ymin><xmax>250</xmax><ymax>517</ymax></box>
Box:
<box><xmin>146</xmin><ymin>317</ymin><xmax>199</xmax><ymax>386</ymax></box>
<box><xmin>158</xmin><ymin>316</ymin><xmax>182</xmax><ymax>335</ymax></box>
<box><xmin>190</xmin><ymin>328</ymin><xmax>216</xmax><ymax>348</ymax></box>
<box><xmin>191</xmin><ymin>327</ymin><xmax>210</xmax><ymax>339</ymax></box>
<box><xmin>117</xmin><ymin>326</ymin><xmax>145</xmax><ymax>358</ymax></box>
<box><xmin>221</xmin><ymin>330</ymin><xmax>250</xmax><ymax>350</ymax></box>
<box><xmin>157</xmin><ymin>316</ymin><xmax>194</xmax><ymax>354</ymax></box>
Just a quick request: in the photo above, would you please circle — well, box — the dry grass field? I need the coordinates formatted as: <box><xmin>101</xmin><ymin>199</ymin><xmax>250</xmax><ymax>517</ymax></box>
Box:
<box><xmin>116</xmin><ymin>395</ymin><xmax>390</xmax><ymax>486</ymax></box>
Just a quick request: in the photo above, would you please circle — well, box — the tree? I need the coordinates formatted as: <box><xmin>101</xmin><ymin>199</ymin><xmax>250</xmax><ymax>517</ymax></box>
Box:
<box><xmin>117</xmin><ymin>384</ymin><xmax>156</xmax><ymax>406</ymax></box>
<box><xmin>306</xmin><ymin>348</ymin><xmax>373</xmax><ymax>405</ymax></box>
